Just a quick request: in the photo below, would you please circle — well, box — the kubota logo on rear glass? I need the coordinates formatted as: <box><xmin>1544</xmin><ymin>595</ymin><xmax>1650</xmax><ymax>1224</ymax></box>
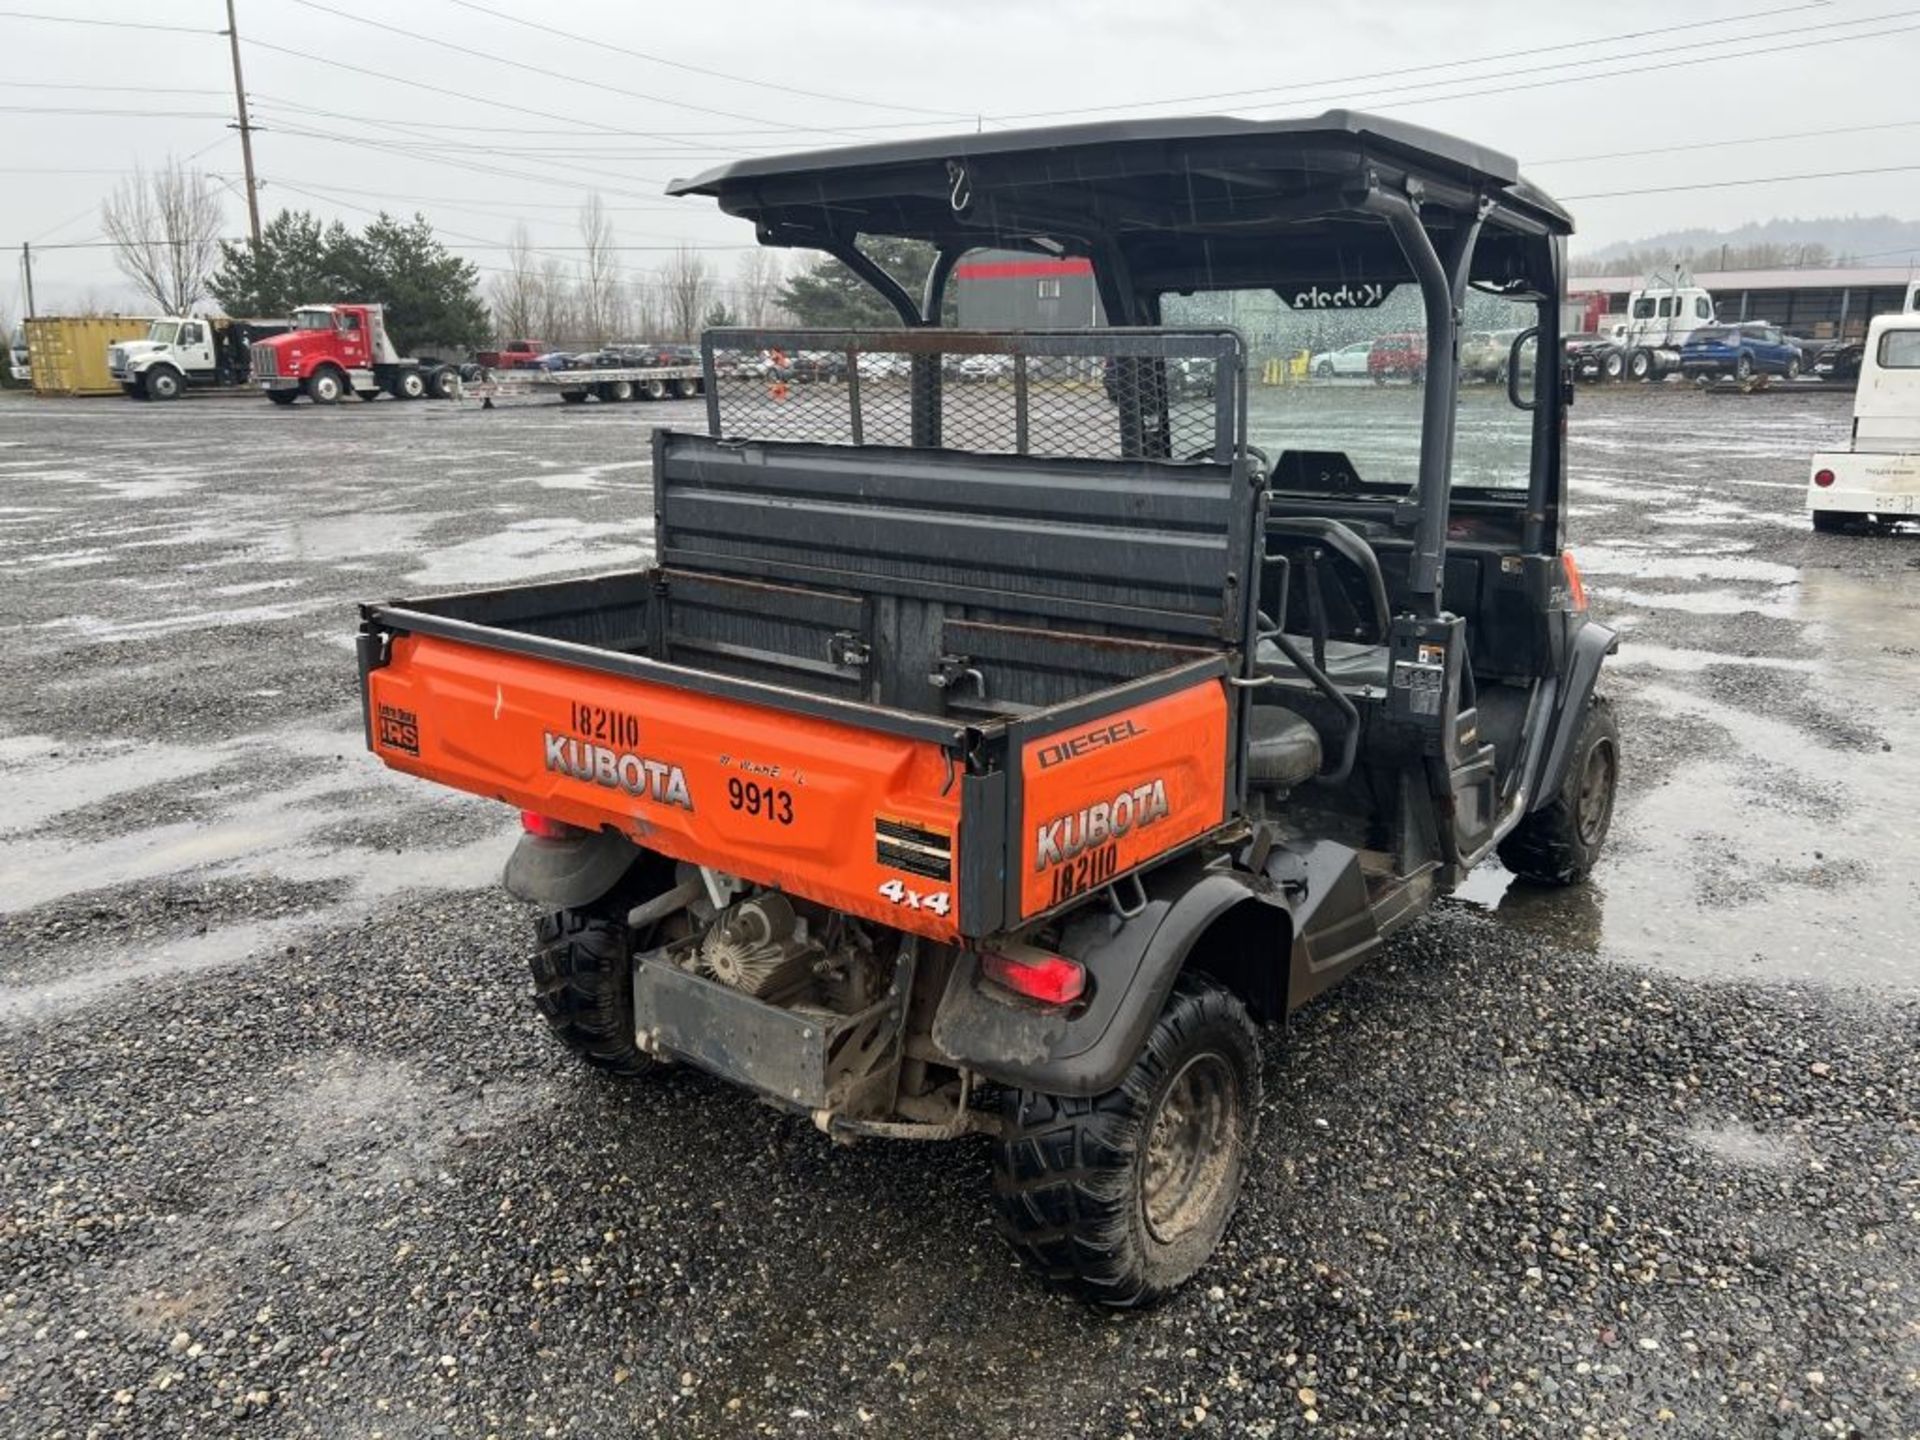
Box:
<box><xmin>543</xmin><ymin>732</ymin><xmax>693</xmax><ymax>810</ymax></box>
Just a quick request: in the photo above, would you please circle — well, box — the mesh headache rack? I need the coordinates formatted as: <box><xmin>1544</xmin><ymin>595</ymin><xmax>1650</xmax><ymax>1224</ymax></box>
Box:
<box><xmin>699</xmin><ymin>327</ymin><xmax>1247</xmax><ymax>463</ymax></box>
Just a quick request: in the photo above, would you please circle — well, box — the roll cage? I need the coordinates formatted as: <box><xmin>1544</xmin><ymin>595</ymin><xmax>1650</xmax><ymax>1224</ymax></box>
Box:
<box><xmin>669</xmin><ymin>108</ymin><xmax>1576</xmax><ymax>612</ymax></box>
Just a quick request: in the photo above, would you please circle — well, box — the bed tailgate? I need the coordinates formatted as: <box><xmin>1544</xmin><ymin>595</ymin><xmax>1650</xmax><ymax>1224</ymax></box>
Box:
<box><xmin>362</xmin><ymin>631</ymin><xmax>968</xmax><ymax>941</ymax></box>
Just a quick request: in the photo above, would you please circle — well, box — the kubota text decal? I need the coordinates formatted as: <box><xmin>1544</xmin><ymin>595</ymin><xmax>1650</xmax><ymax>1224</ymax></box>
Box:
<box><xmin>1019</xmin><ymin>681</ymin><xmax>1228</xmax><ymax>918</ymax></box>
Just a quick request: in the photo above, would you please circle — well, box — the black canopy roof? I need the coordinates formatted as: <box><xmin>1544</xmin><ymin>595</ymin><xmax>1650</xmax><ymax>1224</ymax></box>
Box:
<box><xmin>669</xmin><ymin>110</ymin><xmax>1572</xmax><ymax>300</ymax></box>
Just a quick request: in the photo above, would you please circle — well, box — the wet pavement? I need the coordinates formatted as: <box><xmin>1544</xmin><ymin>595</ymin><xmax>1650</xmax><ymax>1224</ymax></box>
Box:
<box><xmin>0</xmin><ymin>383</ymin><xmax>1914</xmax><ymax>1438</ymax></box>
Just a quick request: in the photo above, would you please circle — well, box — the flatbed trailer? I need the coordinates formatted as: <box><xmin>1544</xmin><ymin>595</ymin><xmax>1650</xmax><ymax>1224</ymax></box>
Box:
<box><xmin>524</xmin><ymin>364</ymin><xmax>705</xmax><ymax>404</ymax></box>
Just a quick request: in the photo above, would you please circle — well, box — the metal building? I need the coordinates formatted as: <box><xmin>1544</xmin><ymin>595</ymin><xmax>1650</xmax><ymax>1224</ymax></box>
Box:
<box><xmin>955</xmin><ymin>251</ymin><xmax>1105</xmax><ymax>329</ymax></box>
<box><xmin>1575</xmin><ymin>266</ymin><xmax>1916</xmax><ymax>340</ymax></box>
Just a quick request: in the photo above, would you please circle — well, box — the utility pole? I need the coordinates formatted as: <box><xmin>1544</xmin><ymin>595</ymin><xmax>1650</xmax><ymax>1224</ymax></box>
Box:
<box><xmin>20</xmin><ymin>242</ymin><xmax>34</xmax><ymax>320</ymax></box>
<box><xmin>224</xmin><ymin>0</ymin><xmax>262</xmax><ymax>250</ymax></box>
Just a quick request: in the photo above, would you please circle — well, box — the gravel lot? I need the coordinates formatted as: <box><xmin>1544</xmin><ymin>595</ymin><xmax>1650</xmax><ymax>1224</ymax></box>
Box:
<box><xmin>0</xmin><ymin>384</ymin><xmax>1915</xmax><ymax>1439</ymax></box>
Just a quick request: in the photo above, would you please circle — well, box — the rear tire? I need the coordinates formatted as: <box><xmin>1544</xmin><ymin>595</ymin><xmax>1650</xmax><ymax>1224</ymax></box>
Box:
<box><xmin>993</xmin><ymin>974</ymin><xmax>1260</xmax><ymax>1307</ymax></box>
<box><xmin>674</xmin><ymin>377</ymin><xmax>699</xmax><ymax>398</ymax></box>
<box><xmin>1603</xmin><ymin>351</ymin><xmax>1625</xmax><ymax>381</ymax></box>
<box><xmin>1499</xmin><ymin>696</ymin><xmax>1619</xmax><ymax>885</ymax></box>
<box><xmin>1786</xmin><ymin>356</ymin><xmax>1801</xmax><ymax>380</ymax></box>
<box><xmin>1812</xmin><ymin>510</ymin><xmax>1852</xmax><ymax>533</ymax></box>
<box><xmin>1628</xmin><ymin>349</ymin><xmax>1652</xmax><ymax>381</ymax></box>
<box><xmin>392</xmin><ymin>368</ymin><xmax>426</xmax><ymax>400</ymax></box>
<box><xmin>643</xmin><ymin>377</ymin><xmax>667</xmax><ymax>400</ymax></box>
<box><xmin>1735</xmin><ymin>353</ymin><xmax>1754</xmax><ymax>382</ymax></box>
<box><xmin>266</xmin><ymin>389</ymin><xmax>298</xmax><ymax>406</ymax></box>
<box><xmin>530</xmin><ymin>904</ymin><xmax>654</xmax><ymax>1077</ymax></box>
<box><xmin>560</xmin><ymin>390</ymin><xmax>588</xmax><ymax>405</ymax></box>
<box><xmin>599</xmin><ymin>379</ymin><xmax>634</xmax><ymax>402</ymax></box>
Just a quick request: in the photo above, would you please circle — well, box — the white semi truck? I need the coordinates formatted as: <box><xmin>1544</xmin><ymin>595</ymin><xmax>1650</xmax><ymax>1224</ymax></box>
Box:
<box><xmin>1607</xmin><ymin>270</ymin><xmax>1719</xmax><ymax>381</ymax></box>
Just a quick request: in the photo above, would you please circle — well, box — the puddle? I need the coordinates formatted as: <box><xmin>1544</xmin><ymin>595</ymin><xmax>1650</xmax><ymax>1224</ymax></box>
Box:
<box><xmin>404</xmin><ymin>516</ymin><xmax>653</xmax><ymax>588</ymax></box>
<box><xmin>1684</xmin><ymin>1116</ymin><xmax>1796</xmax><ymax>1171</ymax></box>
<box><xmin>1575</xmin><ymin>544</ymin><xmax>1799</xmax><ymax>586</ymax></box>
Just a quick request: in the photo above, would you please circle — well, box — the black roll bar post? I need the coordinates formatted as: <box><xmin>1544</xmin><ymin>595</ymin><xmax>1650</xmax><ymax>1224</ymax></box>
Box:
<box><xmin>1361</xmin><ymin>179</ymin><xmax>1485</xmax><ymax>618</ymax></box>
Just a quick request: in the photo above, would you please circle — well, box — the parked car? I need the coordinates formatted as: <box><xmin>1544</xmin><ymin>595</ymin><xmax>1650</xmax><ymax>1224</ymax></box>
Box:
<box><xmin>1460</xmin><ymin>328</ymin><xmax>1524</xmax><ymax>382</ymax></box>
<box><xmin>1368</xmin><ymin>331</ymin><xmax>1427</xmax><ymax>383</ymax></box>
<box><xmin>1679</xmin><ymin>323</ymin><xmax>1803</xmax><ymax>382</ymax></box>
<box><xmin>1813</xmin><ymin>340</ymin><xmax>1864</xmax><ymax>383</ymax></box>
<box><xmin>1310</xmin><ymin>340</ymin><xmax>1373</xmax><ymax>378</ymax></box>
<box><xmin>957</xmin><ymin>352</ymin><xmax>1014</xmax><ymax>382</ymax></box>
<box><xmin>531</xmin><ymin>351</ymin><xmax>581</xmax><ymax>372</ymax></box>
<box><xmin>855</xmin><ymin>350</ymin><xmax>912</xmax><ymax>380</ymax></box>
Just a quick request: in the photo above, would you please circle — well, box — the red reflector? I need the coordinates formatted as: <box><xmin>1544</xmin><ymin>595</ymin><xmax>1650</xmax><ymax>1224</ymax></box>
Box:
<box><xmin>519</xmin><ymin>810</ymin><xmax>578</xmax><ymax>839</ymax></box>
<box><xmin>1814</xmin><ymin>468</ymin><xmax>1836</xmax><ymax>488</ymax></box>
<box><xmin>1561</xmin><ymin>550</ymin><xmax>1589</xmax><ymax>612</ymax></box>
<box><xmin>980</xmin><ymin>948</ymin><xmax>1086</xmax><ymax>1005</ymax></box>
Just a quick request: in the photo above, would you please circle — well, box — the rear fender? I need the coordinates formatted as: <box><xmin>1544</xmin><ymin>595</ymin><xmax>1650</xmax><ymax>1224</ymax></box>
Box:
<box><xmin>1530</xmin><ymin>613</ymin><xmax>1617</xmax><ymax>807</ymax></box>
<box><xmin>502</xmin><ymin>829</ymin><xmax>643</xmax><ymax>911</ymax></box>
<box><xmin>930</xmin><ymin>858</ymin><xmax>1290</xmax><ymax>1097</ymax></box>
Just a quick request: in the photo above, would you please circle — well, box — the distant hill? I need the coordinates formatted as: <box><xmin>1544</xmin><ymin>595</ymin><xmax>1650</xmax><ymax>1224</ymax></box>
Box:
<box><xmin>1571</xmin><ymin>216</ymin><xmax>1920</xmax><ymax>275</ymax></box>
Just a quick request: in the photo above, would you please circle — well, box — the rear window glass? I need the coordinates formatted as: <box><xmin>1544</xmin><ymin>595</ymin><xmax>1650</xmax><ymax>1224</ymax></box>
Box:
<box><xmin>1690</xmin><ymin>327</ymin><xmax>1735</xmax><ymax>342</ymax></box>
<box><xmin>1877</xmin><ymin>329</ymin><xmax>1920</xmax><ymax>368</ymax></box>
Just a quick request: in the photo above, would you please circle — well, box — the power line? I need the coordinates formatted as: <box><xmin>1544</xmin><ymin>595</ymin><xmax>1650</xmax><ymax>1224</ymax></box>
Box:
<box><xmin>1530</xmin><ymin>118</ymin><xmax>1920</xmax><ymax>166</ymax></box>
<box><xmin>261</xmin><ymin>121</ymin><xmax>670</xmax><ymax>198</ymax></box>
<box><xmin>440</xmin><ymin>0</ymin><xmax>969</xmax><ymax>120</ymax></box>
<box><xmin>1304</xmin><ymin>13</ymin><xmax>1920</xmax><ymax>119</ymax></box>
<box><xmin>0</xmin><ymin>104</ymin><xmax>232</xmax><ymax>119</ymax></box>
<box><xmin>982</xmin><ymin>1</ymin><xmax>1841</xmax><ymax>121</ymax></box>
<box><xmin>241</xmin><ymin>34</ymin><xmax>717</xmax><ymax>151</ymax></box>
<box><xmin>1562</xmin><ymin>162</ymin><xmax>1920</xmax><ymax>201</ymax></box>
<box><xmin>0</xmin><ymin>9</ymin><xmax>218</xmax><ymax>35</ymax></box>
<box><xmin>0</xmin><ymin>80</ymin><xmax>227</xmax><ymax>95</ymax></box>
<box><xmin>280</xmin><ymin>0</ymin><xmax>867</xmax><ymax>142</ymax></box>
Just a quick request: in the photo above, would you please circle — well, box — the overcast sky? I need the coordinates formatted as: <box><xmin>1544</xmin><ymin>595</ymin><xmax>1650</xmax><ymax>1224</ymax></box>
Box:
<box><xmin>6</xmin><ymin>0</ymin><xmax>1919</xmax><ymax>312</ymax></box>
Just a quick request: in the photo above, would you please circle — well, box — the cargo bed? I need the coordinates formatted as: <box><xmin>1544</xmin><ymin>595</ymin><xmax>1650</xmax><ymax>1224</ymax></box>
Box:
<box><xmin>360</xmin><ymin>422</ymin><xmax>1258</xmax><ymax>944</ymax></box>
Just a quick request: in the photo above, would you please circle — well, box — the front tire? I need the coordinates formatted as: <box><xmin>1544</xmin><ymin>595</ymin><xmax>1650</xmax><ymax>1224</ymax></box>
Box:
<box><xmin>993</xmin><ymin>974</ymin><xmax>1260</xmax><ymax>1307</ymax></box>
<box><xmin>305</xmin><ymin>367</ymin><xmax>345</xmax><ymax>404</ymax></box>
<box><xmin>530</xmin><ymin>904</ymin><xmax>653</xmax><ymax>1076</ymax></box>
<box><xmin>144</xmin><ymin>367</ymin><xmax>183</xmax><ymax>401</ymax></box>
<box><xmin>1499</xmin><ymin>696</ymin><xmax>1619</xmax><ymax>885</ymax></box>
<box><xmin>266</xmin><ymin>389</ymin><xmax>298</xmax><ymax>406</ymax></box>
<box><xmin>1735</xmin><ymin>353</ymin><xmax>1754</xmax><ymax>382</ymax></box>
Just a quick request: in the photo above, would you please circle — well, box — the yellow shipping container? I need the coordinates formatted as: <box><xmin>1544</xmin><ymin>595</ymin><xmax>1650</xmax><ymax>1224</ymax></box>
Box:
<box><xmin>25</xmin><ymin>315</ymin><xmax>157</xmax><ymax>397</ymax></box>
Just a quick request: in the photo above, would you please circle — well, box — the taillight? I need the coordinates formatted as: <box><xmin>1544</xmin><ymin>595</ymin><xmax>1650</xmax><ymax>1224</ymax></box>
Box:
<box><xmin>980</xmin><ymin>947</ymin><xmax>1086</xmax><ymax>1005</ymax></box>
<box><xmin>1561</xmin><ymin>551</ymin><xmax>1589</xmax><ymax>612</ymax></box>
<box><xmin>1813</xmin><ymin>468</ymin><xmax>1836</xmax><ymax>488</ymax></box>
<box><xmin>519</xmin><ymin>811</ymin><xmax>579</xmax><ymax>839</ymax></box>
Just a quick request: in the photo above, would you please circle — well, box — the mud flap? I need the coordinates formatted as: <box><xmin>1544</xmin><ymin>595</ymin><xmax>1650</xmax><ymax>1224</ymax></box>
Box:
<box><xmin>931</xmin><ymin>864</ymin><xmax>1287</xmax><ymax>1097</ymax></box>
<box><xmin>502</xmin><ymin>829</ymin><xmax>641</xmax><ymax>910</ymax></box>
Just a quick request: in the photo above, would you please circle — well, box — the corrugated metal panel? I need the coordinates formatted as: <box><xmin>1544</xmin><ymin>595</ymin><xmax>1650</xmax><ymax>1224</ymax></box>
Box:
<box><xmin>25</xmin><ymin>315</ymin><xmax>157</xmax><ymax>396</ymax></box>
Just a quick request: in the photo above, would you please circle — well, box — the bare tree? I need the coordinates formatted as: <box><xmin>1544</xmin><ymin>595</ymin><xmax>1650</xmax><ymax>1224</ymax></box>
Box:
<box><xmin>576</xmin><ymin>193</ymin><xmax>624</xmax><ymax>345</ymax></box>
<box><xmin>101</xmin><ymin>161</ymin><xmax>223</xmax><ymax>315</ymax></box>
<box><xmin>734</xmin><ymin>248</ymin><xmax>784</xmax><ymax>327</ymax></box>
<box><xmin>533</xmin><ymin>255</ymin><xmax>578</xmax><ymax>348</ymax></box>
<box><xmin>490</xmin><ymin>224</ymin><xmax>540</xmax><ymax>339</ymax></box>
<box><xmin>664</xmin><ymin>247</ymin><xmax>711</xmax><ymax>340</ymax></box>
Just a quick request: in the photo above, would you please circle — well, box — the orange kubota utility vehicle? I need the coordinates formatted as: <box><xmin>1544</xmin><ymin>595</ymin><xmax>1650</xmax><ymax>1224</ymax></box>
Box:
<box><xmin>358</xmin><ymin>111</ymin><xmax>1619</xmax><ymax>1305</ymax></box>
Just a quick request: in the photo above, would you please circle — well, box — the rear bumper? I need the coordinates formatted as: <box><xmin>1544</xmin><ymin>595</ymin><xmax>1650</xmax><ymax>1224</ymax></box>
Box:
<box><xmin>1808</xmin><ymin>451</ymin><xmax>1920</xmax><ymax>515</ymax></box>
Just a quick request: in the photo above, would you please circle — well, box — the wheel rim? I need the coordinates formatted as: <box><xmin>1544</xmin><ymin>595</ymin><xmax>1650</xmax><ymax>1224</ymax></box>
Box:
<box><xmin>1140</xmin><ymin>1052</ymin><xmax>1237</xmax><ymax>1243</ymax></box>
<box><xmin>1577</xmin><ymin>738</ymin><xmax>1617</xmax><ymax>847</ymax></box>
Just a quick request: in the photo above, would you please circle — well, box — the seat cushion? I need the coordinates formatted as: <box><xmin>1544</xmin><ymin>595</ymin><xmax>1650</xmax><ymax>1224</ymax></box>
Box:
<box><xmin>1246</xmin><ymin>706</ymin><xmax>1323</xmax><ymax>791</ymax></box>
